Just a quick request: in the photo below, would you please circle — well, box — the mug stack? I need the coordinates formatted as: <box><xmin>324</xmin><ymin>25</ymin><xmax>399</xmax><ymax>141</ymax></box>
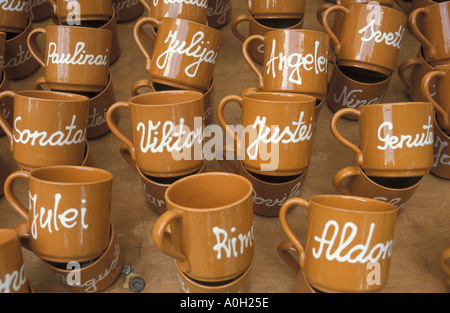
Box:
<box><xmin>318</xmin><ymin>1</ymin><xmax>407</xmax><ymax>117</ymax></box>
<box><xmin>231</xmin><ymin>0</ymin><xmax>305</xmax><ymax>64</ymax></box>
<box><xmin>406</xmin><ymin>1</ymin><xmax>450</xmax><ymax>179</ymax></box>
<box><xmin>217</xmin><ymin>11</ymin><xmax>330</xmax><ymax>216</ymax></box>
<box><xmin>29</xmin><ymin>0</ymin><xmax>118</xmax><ymax>139</ymax></box>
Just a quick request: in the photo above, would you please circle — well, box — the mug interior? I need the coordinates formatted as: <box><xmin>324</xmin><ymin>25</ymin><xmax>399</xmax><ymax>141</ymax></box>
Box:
<box><xmin>311</xmin><ymin>195</ymin><xmax>397</xmax><ymax>214</ymax></box>
<box><xmin>17</xmin><ymin>90</ymin><xmax>89</xmax><ymax>102</ymax></box>
<box><xmin>166</xmin><ymin>173</ymin><xmax>252</xmax><ymax>210</ymax></box>
<box><xmin>131</xmin><ymin>90</ymin><xmax>203</xmax><ymax>107</ymax></box>
<box><xmin>31</xmin><ymin>166</ymin><xmax>113</xmax><ymax>184</ymax></box>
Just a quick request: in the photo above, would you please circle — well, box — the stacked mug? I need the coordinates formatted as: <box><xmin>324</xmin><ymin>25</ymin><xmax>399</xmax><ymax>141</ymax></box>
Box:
<box><xmin>231</xmin><ymin>0</ymin><xmax>305</xmax><ymax>64</ymax></box>
<box><xmin>318</xmin><ymin>1</ymin><xmax>407</xmax><ymax>117</ymax></box>
<box><xmin>406</xmin><ymin>1</ymin><xmax>450</xmax><ymax>179</ymax></box>
<box><xmin>28</xmin><ymin>0</ymin><xmax>118</xmax><ymax>140</ymax></box>
<box><xmin>1</xmin><ymin>1</ymin><xmax>41</xmax><ymax>81</ymax></box>
<box><xmin>3</xmin><ymin>166</ymin><xmax>123</xmax><ymax>293</ymax></box>
<box><xmin>133</xmin><ymin>0</ymin><xmax>221</xmax><ymax>127</ymax></box>
<box><xmin>216</xmin><ymin>21</ymin><xmax>330</xmax><ymax>217</ymax></box>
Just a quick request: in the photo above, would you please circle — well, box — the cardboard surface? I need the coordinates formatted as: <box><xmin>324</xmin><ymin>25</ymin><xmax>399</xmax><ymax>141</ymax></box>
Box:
<box><xmin>0</xmin><ymin>0</ymin><xmax>449</xmax><ymax>293</ymax></box>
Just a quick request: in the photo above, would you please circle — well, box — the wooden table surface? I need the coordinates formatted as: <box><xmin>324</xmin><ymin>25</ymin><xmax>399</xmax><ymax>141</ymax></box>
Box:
<box><xmin>0</xmin><ymin>0</ymin><xmax>449</xmax><ymax>293</ymax></box>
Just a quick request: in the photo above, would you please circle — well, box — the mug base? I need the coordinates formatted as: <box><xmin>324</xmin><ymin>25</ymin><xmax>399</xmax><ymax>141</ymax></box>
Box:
<box><xmin>364</xmin><ymin>168</ymin><xmax>430</xmax><ymax>178</ymax></box>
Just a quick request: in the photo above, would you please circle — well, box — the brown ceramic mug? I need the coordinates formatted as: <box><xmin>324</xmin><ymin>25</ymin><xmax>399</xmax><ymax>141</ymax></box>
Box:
<box><xmin>43</xmin><ymin>222</ymin><xmax>123</xmax><ymax>293</ymax></box>
<box><xmin>398</xmin><ymin>48</ymin><xmax>437</xmax><ymax>102</ymax></box>
<box><xmin>431</xmin><ymin>116</ymin><xmax>450</xmax><ymax>180</ymax></box>
<box><xmin>243</xmin><ymin>29</ymin><xmax>330</xmax><ymax>99</ymax></box>
<box><xmin>113</xmin><ymin>0</ymin><xmax>144</xmax><ymax>23</ymax></box>
<box><xmin>153</xmin><ymin>172</ymin><xmax>254</xmax><ymax>282</ymax></box>
<box><xmin>27</xmin><ymin>25</ymin><xmax>112</xmax><ymax>93</ymax></box>
<box><xmin>421</xmin><ymin>64</ymin><xmax>450</xmax><ymax>134</ymax></box>
<box><xmin>4</xmin><ymin>166</ymin><xmax>113</xmax><ymax>263</ymax></box>
<box><xmin>327</xmin><ymin>61</ymin><xmax>392</xmax><ymax>119</ymax></box>
<box><xmin>134</xmin><ymin>17</ymin><xmax>223</xmax><ymax>92</ymax></box>
<box><xmin>232</xmin><ymin>14</ymin><xmax>304</xmax><ymax>65</ymax></box>
<box><xmin>0</xmin><ymin>90</ymin><xmax>90</xmax><ymax>170</ymax></box>
<box><xmin>248</xmin><ymin>0</ymin><xmax>305</xmax><ymax>19</ymax></box>
<box><xmin>48</xmin><ymin>0</ymin><xmax>113</xmax><ymax>24</ymax></box>
<box><xmin>207</xmin><ymin>0</ymin><xmax>233</xmax><ymax>29</ymax></box>
<box><xmin>279</xmin><ymin>194</ymin><xmax>398</xmax><ymax>293</ymax></box>
<box><xmin>0</xmin><ymin>229</ymin><xmax>30</xmax><ymax>293</ymax></box>
<box><xmin>333</xmin><ymin>163</ymin><xmax>423</xmax><ymax>210</ymax></box>
<box><xmin>217</xmin><ymin>91</ymin><xmax>316</xmax><ymax>176</ymax></box>
<box><xmin>140</xmin><ymin>0</ymin><xmax>208</xmax><ymax>24</ymax></box>
<box><xmin>331</xmin><ymin>102</ymin><xmax>435</xmax><ymax>177</ymax></box>
<box><xmin>131</xmin><ymin>77</ymin><xmax>215</xmax><ymax>128</ymax></box>
<box><xmin>0</xmin><ymin>0</ymin><xmax>29</xmax><ymax>33</ymax></box>
<box><xmin>120</xmin><ymin>142</ymin><xmax>208</xmax><ymax>215</ymax></box>
<box><xmin>3</xmin><ymin>19</ymin><xmax>41</xmax><ymax>81</ymax></box>
<box><xmin>34</xmin><ymin>72</ymin><xmax>117</xmax><ymax>140</ymax></box>
<box><xmin>409</xmin><ymin>2</ymin><xmax>450</xmax><ymax>66</ymax></box>
<box><xmin>175</xmin><ymin>257</ymin><xmax>253</xmax><ymax>293</ymax></box>
<box><xmin>106</xmin><ymin>90</ymin><xmax>204</xmax><ymax>178</ymax></box>
<box><xmin>321</xmin><ymin>3</ymin><xmax>407</xmax><ymax>77</ymax></box>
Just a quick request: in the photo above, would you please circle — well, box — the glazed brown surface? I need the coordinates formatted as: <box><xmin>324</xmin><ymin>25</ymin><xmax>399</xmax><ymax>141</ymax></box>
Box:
<box><xmin>0</xmin><ymin>0</ymin><xmax>449</xmax><ymax>293</ymax></box>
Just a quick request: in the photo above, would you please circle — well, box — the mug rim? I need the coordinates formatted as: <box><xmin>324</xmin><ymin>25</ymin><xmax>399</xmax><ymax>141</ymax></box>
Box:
<box><xmin>242</xmin><ymin>91</ymin><xmax>317</xmax><ymax>104</ymax></box>
<box><xmin>346</xmin><ymin>2</ymin><xmax>407</xmax><ymax>16</ymax></box>
<box><xmin>309</xmin><ymin>194</ymin><xmax>398</xmax><ymax>215</ymax></box>
<box><xmin>239</xmin><ymin>161</ymin><xmax>309</xmax><ymax>186</ymax></box>
<box><xmin>265</xmin><ymin>28</ymin><xmax>329</xmax><ymax>39</ymax></box>
<box><xmin>45</xmin><ymin>24</ymin><xmax>113</xmax><ymax>36</ymax></box>
<box><xmin>0</xmin><ymin>229</ymin><xmax>18</xmax><ymax>246</ymax></box>
<box><xmin>359</xmin><ymin>101</ymin><xmax>433</xmax><ymax>112</ymax></box>
<box><xmin>160</xmin><ymin>16</ymin><xmax>223</xmax><ymax>36</ymax></box>
<box><xmin>165</xmin><ymin>172</ymin><xmax>253</xmax><ymax>212</ymax></box>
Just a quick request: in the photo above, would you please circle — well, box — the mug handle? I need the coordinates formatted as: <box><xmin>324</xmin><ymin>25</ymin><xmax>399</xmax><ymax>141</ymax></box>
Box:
<box><xmin>397</xmin><ymin>57</ymin><xmax>421</xmax><ymax>96</ymax></box>
<box><xmin>242</xmin><ymin>34</ymin><xmax>265</xmax><ymax>89</ymax></box>
<box><xmin>277</xmin><ymin>240</ymin><xmax>300</xmax><ymax>276</ymax></box>
<box><xmin>421</xmin><ymin>70</ymin><xmax>449</xmax><ymax>128</ymax></box>
<box><xmin>330</xmin><ymin>108</ymin><xmax>363</xmax><ymax>166</ymax></box>
<box><xmin>216</xmin><ymin>94</ymin><xmax>243</xmax><ymax>149</ymax></box>
<box><xmin>4</xmin><ymin>171</ymin><xmax>31</xmax><ymax>221</ymax></box>
<box><xmin>441</xmin><ymin>248</ymin><xmax>450</xmax><ymax>284</ymax></box>
<box><xmin>231</xmin><ymin>14</ymin><xmax>251</xmax><ymax>42</ymax></box>
<box><xmin>106</xmin><ymin>101</ymin><xmax>136</xmax><ymax>162</ymax></box>
<box><xmin>152</xmin><ymin>210</ymin><xmax>190</xmax><ymax>272</ymax></box>
<box><xmin>27</xmin><ymin>28</ymin><xmax>47</xmax><ymax>68</ymax></box>
<box><xmin>131</xmin><ymin>79</ymin><xmax>152</xmax><ymax>96</ymax></box>
<box><xmin>332</xmin><ymin>166</ymin><xmax>360</xmax><ymax>195</ymax></box>
<box><xmin>0</xmin><ymin>90</ymin><xmax>16</xmax><ymax>148</ymax></box>
<box><xmin>279</xmin><ymin>197</ymin><xmax>310</xmax><ymax>268</ymax></box>
<box><xmin>133</xmin><ymin>17</ymin><xmax>161</xmax><ymax>72</ymax></box>
<box><xmin>320</xmin><ymin>4</ymin><xmax>348</xmax><ymax>55</ymax></box>
<box><xmin>34</xmin><ymin>76</ymin><xmax>47</xmax><ymax>90</ymax></box>
<box><xmin>408</xmin><ymin>8</ymin><xmax>436</xmax><ymax>60</ymax></box>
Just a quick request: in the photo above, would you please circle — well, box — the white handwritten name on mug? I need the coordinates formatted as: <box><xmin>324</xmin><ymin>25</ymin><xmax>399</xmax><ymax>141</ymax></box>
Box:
<box><xmin>29</xmin><ymin>192</ymin><xmax>89</xmax><ymax>240</ymax></box>
<box><xmin>213</xmin><ymin>225</ymin><xmax>254</xmax><ymax>260</ymax></box>
<box><xmin>266</xmin><ymin>40</ymin><xmax>328</xmax><ymax>86</ymax></box>
<box><xmin>137</xmin><ymin>117</ymin><xmax>203</xmax><ymax>154</ymax></box>
<box><xmin>46</xmin><ymin>41</ymin><xmax>109</xmax><ymax>67</ymax></box>
<box><xmin>377</xmin><ymin>116</ymin><xmax>433</xmax><ymax>151</ymax></box>
<box><xmin>0</xmin><ymin>0</ymin><xmax>29</xmax><ymax>12</ymax></box>
<box><xmin>333</xmin><ymin>85</ymin><xmax>385</xmax><ymax>109</ymax></box>
<box><xmin>252</xmin><ymin>182</ymin><xmax>303</xmax><ymax>208</ymax></box>
<box><xmin>0</xmin><ymin>264</ymin><xmax>27</xmax><ymax>293</ymax></box>
<box><xmin>156</xmin><ymin>30</ymin><xmax>219</xmax><ymax>78</ymax></box>
<box><xmin>312</xmin><ymin>220</ymin><xmax>394</xmax><ymax>264</ymax></box>
<box><xmin>246</xmin><ymin>112</ymin><xmax>314</xmax><ymax>160</ymax></box>
<box><xmin>434</xmin><ymin>135</ymin><xmax>450</xmax><ymax>168</ymax></box>
<box><xmin>13</xmin><ymin>115</ymin><xmax>87</xmax><ymax>147</ymax></box>
<box><xmin>2</xmin><ymin>44</ymin><xmax>33</xmax><ymax>69</ymax></box>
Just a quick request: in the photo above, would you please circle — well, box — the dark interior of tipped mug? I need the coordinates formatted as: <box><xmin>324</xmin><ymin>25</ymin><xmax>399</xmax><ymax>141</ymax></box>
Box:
<box><xmin>246</xmin><ymin>167</ymin><xmax>303</xmax><ymax>184</ymax></box>
<box><xmin>338</xmin><ymin>65</ymin><xmax>390</xmax><ymax>84</ymax></box>
<box><xmin>61</xmin><ymin>20</ymin><xmax>107</xmax><ymax>28</ymax></box>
